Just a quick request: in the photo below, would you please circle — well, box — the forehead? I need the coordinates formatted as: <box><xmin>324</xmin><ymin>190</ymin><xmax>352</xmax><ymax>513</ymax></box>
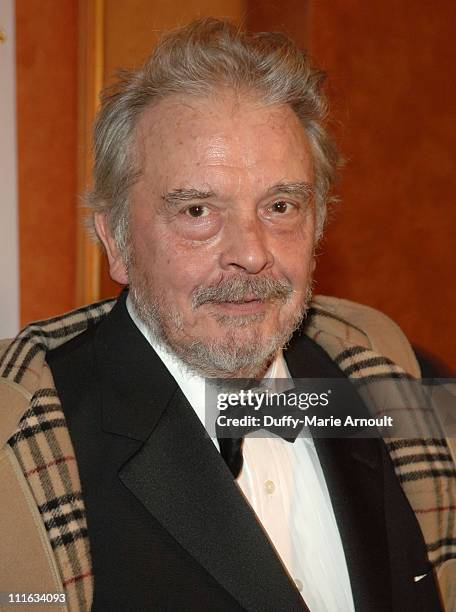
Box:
<box><xmin>133</xmin><ymin>91</ymin><xmax>314</xmax><ymax>191</ymax></box>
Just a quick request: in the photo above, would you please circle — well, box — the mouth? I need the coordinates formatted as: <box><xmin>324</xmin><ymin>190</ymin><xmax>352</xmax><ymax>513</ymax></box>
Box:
<box><xmin>210</xmin><ymin>297</ymin><xmax>266</xmax><ymax>314</ymax></box>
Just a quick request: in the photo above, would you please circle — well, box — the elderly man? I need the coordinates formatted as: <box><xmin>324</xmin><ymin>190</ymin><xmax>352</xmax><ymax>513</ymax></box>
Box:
<box><xmin>1</xmin><ymin>18</ymin><xmax>454</xmax><ymax>612</ymax></box>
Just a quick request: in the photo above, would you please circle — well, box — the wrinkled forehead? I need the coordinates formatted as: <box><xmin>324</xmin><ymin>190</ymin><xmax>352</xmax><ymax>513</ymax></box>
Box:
<box><xmin>131</xmin><ymin>91</ymin><xmax>314</xmax><ymax>188</ymax></box>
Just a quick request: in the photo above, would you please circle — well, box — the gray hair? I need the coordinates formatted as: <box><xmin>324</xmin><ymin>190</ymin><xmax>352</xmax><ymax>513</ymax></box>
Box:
<box><xmin>87</xmin><ymin>17</ymin><xmax>341</xmax><ymax>254</ymax></box>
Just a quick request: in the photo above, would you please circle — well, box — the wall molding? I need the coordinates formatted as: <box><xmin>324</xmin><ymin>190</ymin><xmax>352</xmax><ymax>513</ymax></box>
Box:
<box><xmin>76</xmin><ymin>0</ymin><xmax>104</xmax><ymax>305</ymax></box>
<box><xmin>0</xmin><ymin>0</ymin><xmax>19</xmax><ymax>336</ymax></box>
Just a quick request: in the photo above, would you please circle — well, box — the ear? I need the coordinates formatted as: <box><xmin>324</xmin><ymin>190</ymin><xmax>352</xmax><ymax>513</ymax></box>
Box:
<box><xmin>94</xmin><ymin>212</ymin><xmax>129</xmax><ymax>285</ymax></box>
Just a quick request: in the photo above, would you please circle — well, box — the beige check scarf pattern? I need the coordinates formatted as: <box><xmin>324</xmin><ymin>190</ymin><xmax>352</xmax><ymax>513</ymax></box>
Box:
<box><xmin>0</xmin><ymin>300</ymin><xmax>113</xmax><ymax>611</ymax></box>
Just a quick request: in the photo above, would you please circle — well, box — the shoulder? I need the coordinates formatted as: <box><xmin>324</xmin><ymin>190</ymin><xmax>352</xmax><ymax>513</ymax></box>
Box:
<box><xmin>0</xmin><ymin>296</ymin><xmax>116</xmax><ymax>445</ymax></box>
<box><xmin>46</xmin><ymin>320</ymin><xmax>98</xmax><ymax>370</ymax></box>
<box><xmin>307</xmin><ymin>295</ymin><xmax>420</xmax><ymax>378</ymax></box>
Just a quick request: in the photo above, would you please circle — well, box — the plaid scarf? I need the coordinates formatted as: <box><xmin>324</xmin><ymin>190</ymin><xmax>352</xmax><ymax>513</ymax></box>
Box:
<box><xmin>1</xmin><ymin>296</ymin><xmax>455</xmax><ymax>611</ymax></box>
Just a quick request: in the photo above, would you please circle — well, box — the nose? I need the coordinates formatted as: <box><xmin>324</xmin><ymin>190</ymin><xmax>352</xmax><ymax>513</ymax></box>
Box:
<box><xmin>219</xmin><ymin>216</ymin><xmax>274</xmax><ymax>274</ymax></box>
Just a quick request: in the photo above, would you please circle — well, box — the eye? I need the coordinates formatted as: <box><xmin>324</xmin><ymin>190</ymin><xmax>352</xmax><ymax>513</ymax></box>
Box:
<box><xmin>269</xmin><ymin>200</ymin><xmax>295</xmax><ymax>214</ymax></box>
<box><xmin>185</xmin><ymin>205</ymin><xmax>210</xmax><ymax>218</ymax></box>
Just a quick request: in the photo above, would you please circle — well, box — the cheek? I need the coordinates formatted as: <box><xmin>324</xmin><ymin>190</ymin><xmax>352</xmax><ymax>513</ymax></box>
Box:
<box><xmin>132</xmin><ymin>214</ymin><xmax>218</xmax><ymax>299</ymax></box>
<box><xmin>153</xmin><ymin>246</ymin><xmax>213</xmax><ymax>304</ymax></box>
<box><xmin>273</xmin><ymin>230</ymin><xmax>314</xmax><ymax>280</ymax></box>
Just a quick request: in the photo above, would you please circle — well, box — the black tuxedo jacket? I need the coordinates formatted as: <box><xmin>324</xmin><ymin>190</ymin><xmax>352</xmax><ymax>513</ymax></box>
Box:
<box><xmin>47</xmin><ymin>292</ymin><xmax>442</xmax><ymax>611</ymax></box>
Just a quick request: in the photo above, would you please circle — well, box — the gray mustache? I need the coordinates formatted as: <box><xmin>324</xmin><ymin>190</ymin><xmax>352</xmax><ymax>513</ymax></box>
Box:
<box><xmin>192</xmin><ymin>276</ymin><xmax>293</xmax><ymax>309</ymax></box>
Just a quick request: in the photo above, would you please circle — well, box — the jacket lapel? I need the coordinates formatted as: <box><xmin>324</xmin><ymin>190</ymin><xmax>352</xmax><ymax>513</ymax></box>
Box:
<box><xmin>285</xmin><ymin>331</ymin><xmax>393</xmax><ymax>611</ymax></box>
<box><xmin>95</xmin><ymin>294</ymin><xmax>306</xmax><ymax>612</ymax></box>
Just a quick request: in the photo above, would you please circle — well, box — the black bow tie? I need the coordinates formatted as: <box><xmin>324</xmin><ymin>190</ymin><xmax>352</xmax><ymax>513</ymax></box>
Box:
<box><xmin>217</xmin><ymin>436</ymin><xmax>245</xmax><ymax>479</ymax></box>
<box><xmin>215</xmin><ymin>391</ymin><xmax>304</xmax><ymax>478</ymax></box>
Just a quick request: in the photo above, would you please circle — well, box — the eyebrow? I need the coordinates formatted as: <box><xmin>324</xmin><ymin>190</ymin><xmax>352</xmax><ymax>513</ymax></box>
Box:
<box><xmin>161</xmin><ymin>188</ymin><xmax>216</xmax><ymax>206</ymax></box>
<box><xmin>266</xmin><ymin>181</ymin><xmax>314</xmax><ymax>198</ymax></box>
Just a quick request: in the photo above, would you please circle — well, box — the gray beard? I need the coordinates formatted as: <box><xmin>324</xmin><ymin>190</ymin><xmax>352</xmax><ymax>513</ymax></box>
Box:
<box><xmin>128</xmin><ymin>270</ymin><xmax>313</xmax><ymax>379</ymax></box>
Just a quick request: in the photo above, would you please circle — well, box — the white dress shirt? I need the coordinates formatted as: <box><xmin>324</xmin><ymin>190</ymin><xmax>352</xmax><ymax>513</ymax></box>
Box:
<box><xmin>127</xmin><ymin>297</ymin><xmax>355</xmax><ymax>611</ymax></box>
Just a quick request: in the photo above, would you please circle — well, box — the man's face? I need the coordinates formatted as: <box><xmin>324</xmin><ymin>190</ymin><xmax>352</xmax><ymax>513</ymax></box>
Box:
<box><xmin>102</xmin><ymin>92</ymin><xmax>316</xmax><ymax>378</ymax></box>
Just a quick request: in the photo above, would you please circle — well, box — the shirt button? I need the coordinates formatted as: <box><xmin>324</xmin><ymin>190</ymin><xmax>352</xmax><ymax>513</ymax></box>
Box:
<box><xmin>294</xmin><ymin>578</ymin><xmax>303</xmax><ymax>592</ymax></box>
<box><xmin>265</xmin><ymin>480</ymin><xmax>275</xmax><ymax>494</ymax></box>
